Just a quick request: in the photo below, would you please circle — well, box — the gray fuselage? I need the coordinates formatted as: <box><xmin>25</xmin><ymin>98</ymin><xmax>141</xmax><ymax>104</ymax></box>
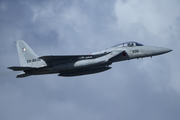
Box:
<box><xmin>29</xmin><ymin>43</ymin><xmax>172</xmax><ymax>76</ymax></box>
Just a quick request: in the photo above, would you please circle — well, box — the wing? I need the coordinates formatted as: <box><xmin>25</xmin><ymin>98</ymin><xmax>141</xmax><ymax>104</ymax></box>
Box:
<box><xmin>39</xmin><ymin>53</ymin><xmax>110</xmax><ymax>66</ymax></box>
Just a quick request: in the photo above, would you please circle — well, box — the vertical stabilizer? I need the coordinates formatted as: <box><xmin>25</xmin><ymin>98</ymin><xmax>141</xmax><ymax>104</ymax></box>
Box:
<box><xmin>16</xmin><ymin>40</ymin><xmax>46</xmax><ymax>67</ymax></box>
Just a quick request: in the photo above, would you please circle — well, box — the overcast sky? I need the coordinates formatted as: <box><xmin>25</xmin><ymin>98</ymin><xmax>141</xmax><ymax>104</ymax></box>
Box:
<box><xmin>0</xmin><ymin>0</ymin><xmax>180</xmax><ymax>120</ymax></box>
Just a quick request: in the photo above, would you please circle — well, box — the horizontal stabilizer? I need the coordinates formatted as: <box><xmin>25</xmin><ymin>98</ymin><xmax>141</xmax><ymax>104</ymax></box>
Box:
<box><xmin>8</xmin><ymin>66</ymin><xmax>33</xmax><ymax>71</ymax></box>
<box><xmin>17</xmin><ymin>72</ymin><xmax>31</xmax><ymax>78</ymax></box>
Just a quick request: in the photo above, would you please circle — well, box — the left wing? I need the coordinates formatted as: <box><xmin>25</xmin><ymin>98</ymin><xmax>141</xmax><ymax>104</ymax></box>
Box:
<box><xmin>39</xmin><ymin>53</ymin><xmax>109</xmax><ymax>66</ymax></box>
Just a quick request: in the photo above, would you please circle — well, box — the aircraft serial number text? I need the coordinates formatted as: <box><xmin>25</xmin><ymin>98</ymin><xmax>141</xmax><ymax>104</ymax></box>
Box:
<box><xmin>27</xmin><ymin>58</ymin><xmax>41</xmax><ymax>63</ymax></box>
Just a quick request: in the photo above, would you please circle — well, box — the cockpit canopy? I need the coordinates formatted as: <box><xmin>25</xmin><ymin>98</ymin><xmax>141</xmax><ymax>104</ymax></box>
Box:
<box><xmin>112</xmin><ymin>41</ymin><xmax>143</xmax><ymax>48</ymax></box>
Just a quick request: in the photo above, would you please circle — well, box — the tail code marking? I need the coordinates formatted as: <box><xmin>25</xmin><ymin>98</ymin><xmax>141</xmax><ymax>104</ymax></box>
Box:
<box><xmin>22</xmin><ymin>48</ymin><xmax>27</xmax><ymax>51</ymax></box>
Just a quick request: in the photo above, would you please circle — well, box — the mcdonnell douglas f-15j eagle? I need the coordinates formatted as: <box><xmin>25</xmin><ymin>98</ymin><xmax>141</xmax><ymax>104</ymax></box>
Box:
<box><xmin>8</xmin><ymin>40</ymin><xmax>172</xmax><ymax>78</ymax></box>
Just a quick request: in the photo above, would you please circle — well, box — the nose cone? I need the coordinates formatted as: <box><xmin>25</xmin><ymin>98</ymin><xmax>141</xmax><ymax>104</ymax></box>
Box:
<box><xmin>153</xmin><ymin>47</ymin><xmax>172</xmax><ymax>55</ymax></box>
<box><xmin>158</xmin><ymin>47</ymin><xmax>172</xmax><ymax>53</ymax></box>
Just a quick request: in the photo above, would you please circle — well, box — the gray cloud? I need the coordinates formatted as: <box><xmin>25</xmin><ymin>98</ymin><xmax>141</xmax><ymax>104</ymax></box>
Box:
<box><xmin>0</xmin><ymin>0</ymin><xmax>180</xmax><ymax>120</ymax></box>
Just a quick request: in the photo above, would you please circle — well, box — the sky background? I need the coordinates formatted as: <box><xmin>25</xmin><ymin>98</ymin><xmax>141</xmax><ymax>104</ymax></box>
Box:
<box><xmin>0</xmin><ymin>0</ymin><xmax>180</xmax><ymax>120</ymax></box>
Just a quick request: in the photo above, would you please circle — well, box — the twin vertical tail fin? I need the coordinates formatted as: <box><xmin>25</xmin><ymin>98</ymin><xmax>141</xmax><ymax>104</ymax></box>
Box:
<box><xmin>8</xmin><ymin>40</ymin><xmax>46</xmax><ymax>78</ymax></box>
<box><xmin>15</xmin><ymin>40</ymin><xmax>46</xmax><ymax>67</ymax></box>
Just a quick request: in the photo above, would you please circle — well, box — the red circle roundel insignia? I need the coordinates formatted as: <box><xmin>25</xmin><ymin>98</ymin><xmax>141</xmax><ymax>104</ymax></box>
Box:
<box><xmin>122</xmin><ymin>52</ymin><xmax>126</xmax><ymax>57</ymax></box>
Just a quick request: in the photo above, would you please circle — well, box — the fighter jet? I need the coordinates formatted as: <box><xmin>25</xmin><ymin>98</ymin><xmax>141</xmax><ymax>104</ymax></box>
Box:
<box><xmin>8</xmin><ymin>40</ymin><xmax>172</xmax><ymax>78</ymax></box>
